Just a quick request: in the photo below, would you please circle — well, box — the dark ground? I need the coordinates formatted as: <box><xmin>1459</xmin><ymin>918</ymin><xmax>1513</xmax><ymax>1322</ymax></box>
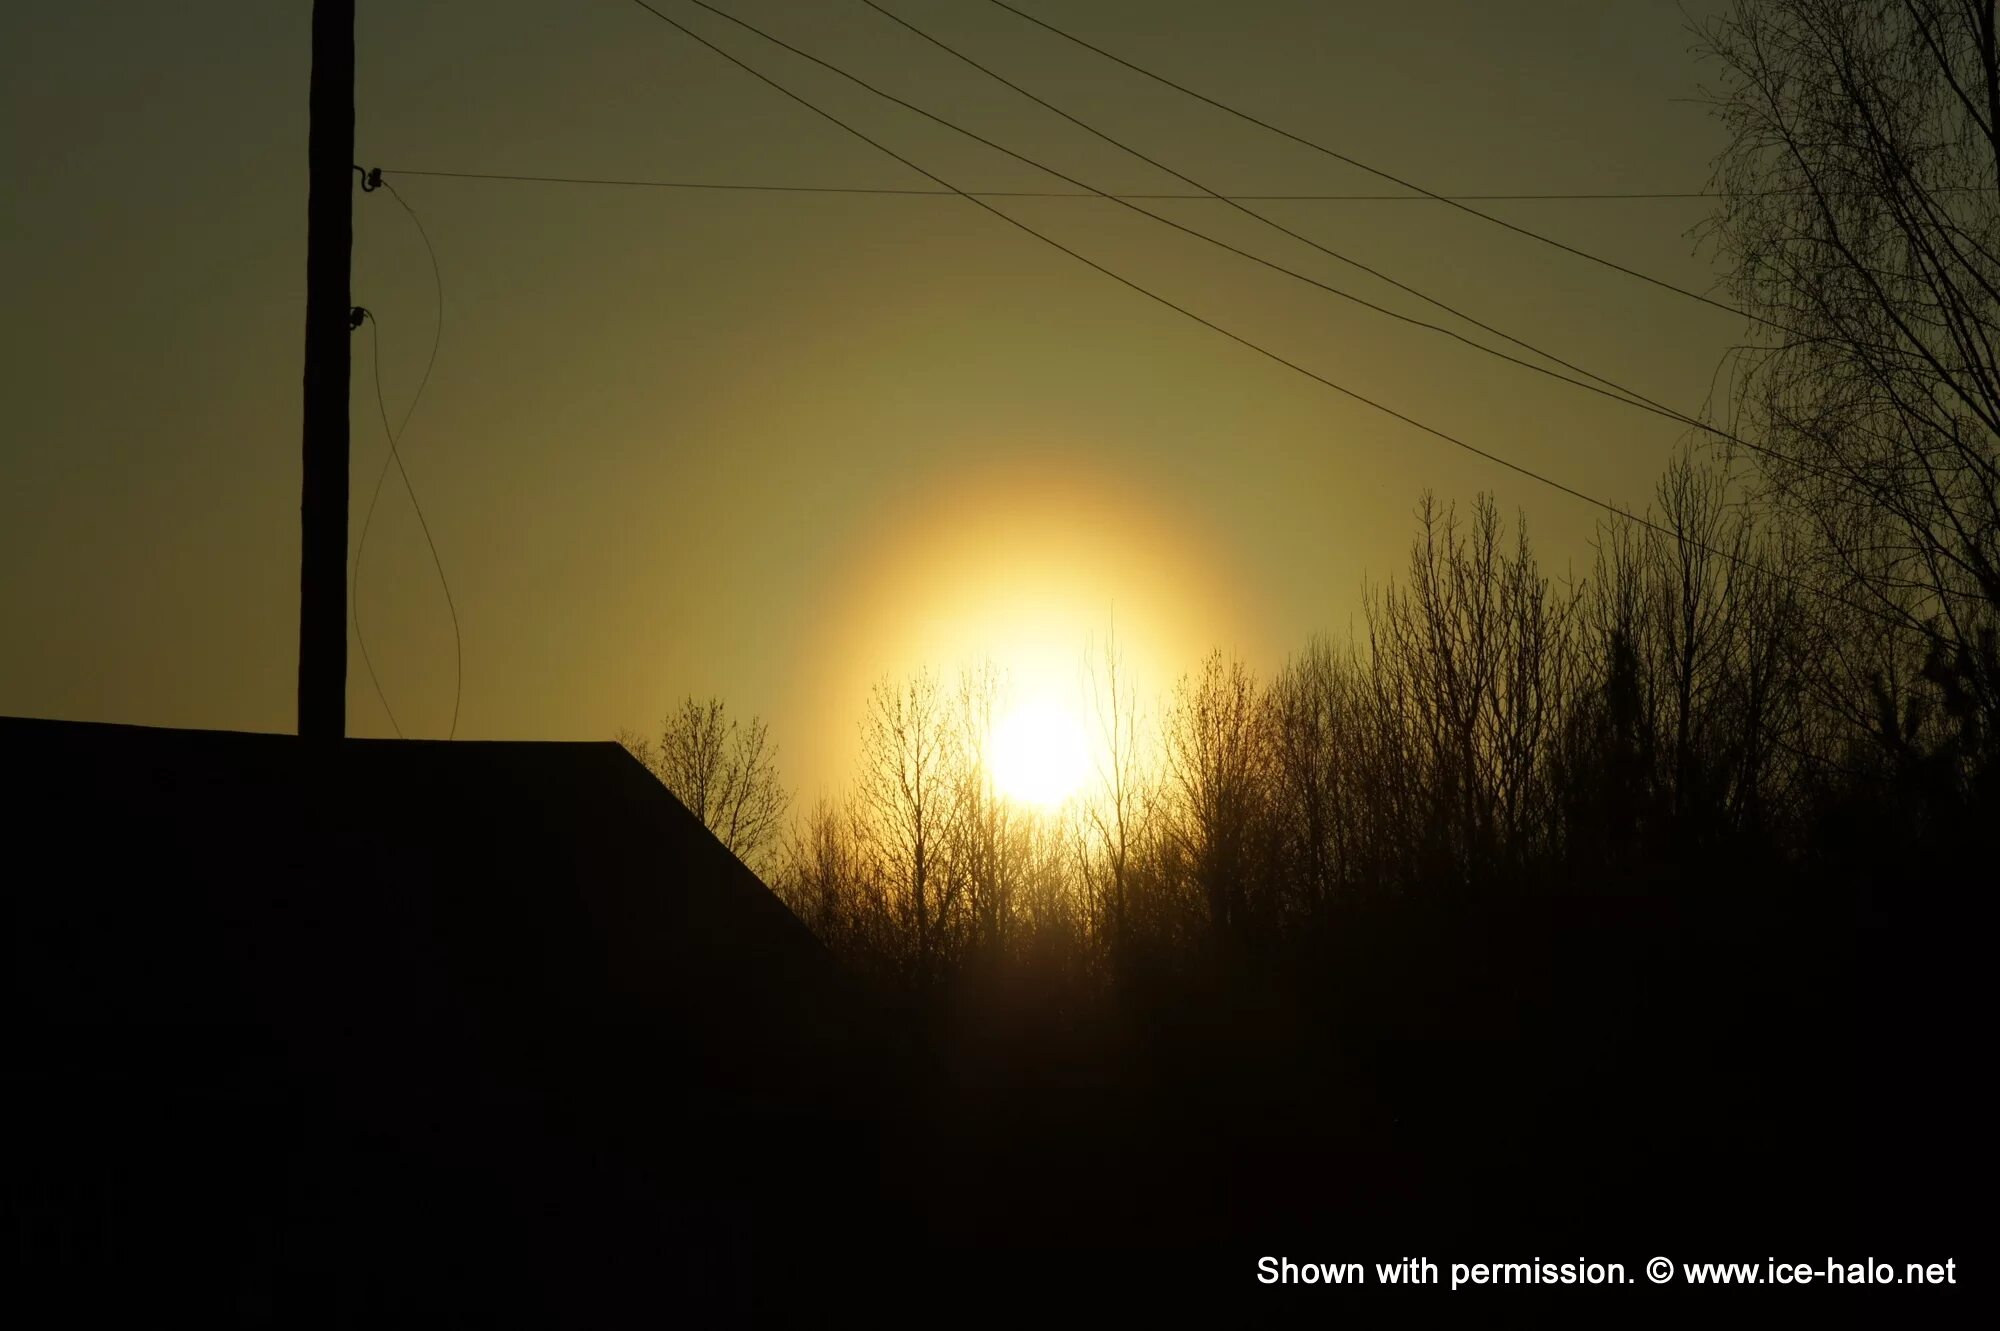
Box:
<box><xmin>4</xmin><ymin>719</ymin><xmax>1977</xmax><ymax>1320</ymax></box>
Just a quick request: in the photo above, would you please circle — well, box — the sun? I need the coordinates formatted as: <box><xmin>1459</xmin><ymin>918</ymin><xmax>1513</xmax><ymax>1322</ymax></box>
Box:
<box><xmin>988</xmin><ymin>698</ymin><xmax>1089</xmax><ymax>809</ymax></box>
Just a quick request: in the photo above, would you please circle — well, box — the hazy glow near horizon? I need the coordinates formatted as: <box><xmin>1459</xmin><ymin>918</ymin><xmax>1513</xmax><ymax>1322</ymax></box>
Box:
<box><xmin>989</xmin><ymin>696</ymin><xmax>1090</xmax><ymax>808</ymax></box>
<box><xmin>797</xmin><ymin>449</ymin><xmax>1271</xmax><ymax>796</ymax></box>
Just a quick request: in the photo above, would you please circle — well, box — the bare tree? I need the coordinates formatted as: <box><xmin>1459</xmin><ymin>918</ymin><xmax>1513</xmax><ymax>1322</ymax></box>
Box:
<box><xmin>621</xmin><ymin>697</ymin><xmax>790</xmax><ymax>872</ymax></box>
<box><xmin>1079</xmin><ymin>628</ymin><xmax>1155</xmax><ymax>949</ymax></box>
<box><xmin>1643</xmin><ymin>450</ymin><xmax>1746</xmax><ymax>837</ymax></box>
<box><xmin>857</xmin><ymin>669</ymin><xmax>962</xmax><ymax>986</ymax></box>
<box><xmin>774</xmin><ymin>796</ymin><xmax>889</xmax><ymax>971</ymax></box>
<box><xmin>1365</xmin><ymin>496</ymin><xmax>1578</xmax><ymax>890</ymax></box>
<box><xmin>1265</xmin><ymin>637</ymin><xmax>1357</xmax><ymax>919</ymax></box>
<box><xmin>1698</xmin><ymin>0</ymin><xmax>2000</xmax><ymax>774</ymax></box>
<box><xmin>951</xmin><ymin>660</ymin><xmax>1025</xmax><ymax>957</ymax></box>
<box><xmin>1572</xmin><ymin>453</ymin><xmax>1820</xmax><ymax>855</ymax></box>
<box><xmin>1163</xmin><ymin>651</ymin><xmax>1268</xmax><ymax>945</ymax></box>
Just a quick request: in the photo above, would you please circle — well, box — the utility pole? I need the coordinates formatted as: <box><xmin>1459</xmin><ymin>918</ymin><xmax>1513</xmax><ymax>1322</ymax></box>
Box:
<box><xmin>299</xmin><ymin>0</ymin><xmax>354</xmax><ymax>739</ymax></box>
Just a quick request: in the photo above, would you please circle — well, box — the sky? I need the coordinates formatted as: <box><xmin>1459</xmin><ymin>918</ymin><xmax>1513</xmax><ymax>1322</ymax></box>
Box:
<box><xmin>1</xmin><ymin>0</ymin><xmax>1746</xmax><ymax>799</ymax></box>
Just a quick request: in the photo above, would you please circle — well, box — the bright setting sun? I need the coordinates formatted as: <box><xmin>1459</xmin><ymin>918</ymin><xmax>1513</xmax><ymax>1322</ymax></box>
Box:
<box><xmin>988</xmin><ymin>697</ymin><xmax>1090</xmax><ymax>809</ymax></box>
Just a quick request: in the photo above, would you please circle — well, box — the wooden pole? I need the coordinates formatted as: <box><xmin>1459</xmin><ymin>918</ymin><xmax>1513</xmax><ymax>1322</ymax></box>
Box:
<box><xmin>299</xmin><ymin>0</ymin><xmax>354</xmax><ymax>739</ymax></box>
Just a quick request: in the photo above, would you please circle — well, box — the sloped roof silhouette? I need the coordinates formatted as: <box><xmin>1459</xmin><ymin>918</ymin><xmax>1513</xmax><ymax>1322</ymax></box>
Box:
<box><xmin>6</xmin><ymin>716</ymin><xmax>886</xmax><ymax>1319</ymax></box>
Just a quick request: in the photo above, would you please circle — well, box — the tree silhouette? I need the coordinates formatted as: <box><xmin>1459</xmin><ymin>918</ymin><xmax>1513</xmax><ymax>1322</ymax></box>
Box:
<box><xmin>1265</xmin><ymin>637</ymin><xmax>1358</xmax><ymax>920</ymax></box>
<box><xmin>1163</xmin><ymin>651</ymin><xmax>1268</xmax><ymax>947</ymax></box>
<box><xmin>1079</xmin><ymin>628</ymin><xmax>1156</xmax><ymax>954</ymax></box>
<box><xmin>857</xmin><ymin>669</ymin><xmax>962</xmax><ymax>988</ymax></box>
<box><xmin>1699</xmin><ymin>0</ymin><xmax>2000</xmax><ymax>789</ymax></box>
<box><xmin>619</xmin><ymin>696</ymin><xmax>789</xmax><ymax>873</ymax></box>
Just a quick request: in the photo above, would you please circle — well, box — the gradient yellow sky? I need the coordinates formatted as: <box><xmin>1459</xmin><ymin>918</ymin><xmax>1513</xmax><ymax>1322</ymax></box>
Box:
<box><xmin>2</xmin><ymin>1</ymin><xmax>1743</xmax><ymax>797</ymax></box>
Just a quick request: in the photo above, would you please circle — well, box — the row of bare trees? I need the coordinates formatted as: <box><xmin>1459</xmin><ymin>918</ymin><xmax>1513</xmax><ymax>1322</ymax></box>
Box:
<box><xmin>623</xmin><ymin>455</ymin><xmax>1986</xmax><ymax>997</ymax></box>
<box><xmin>623</xmin><ymin>0</ymin><xmax>1999</xmax><ymax>994</ymax></box>
<box><xmin>742</xmin><ymin>453</ymin><xmax>1985</xmax><ymax>995</ymax></box>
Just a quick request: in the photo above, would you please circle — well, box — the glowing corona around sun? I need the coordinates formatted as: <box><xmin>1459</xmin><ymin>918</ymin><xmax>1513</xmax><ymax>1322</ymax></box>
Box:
<box><xmin>988</xmin><ymin>699</ymin><xmax>1089</xmax><ymax>809</ymax></box>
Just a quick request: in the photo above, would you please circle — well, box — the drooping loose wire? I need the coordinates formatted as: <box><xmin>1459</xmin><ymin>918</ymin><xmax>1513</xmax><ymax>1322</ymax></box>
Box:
<box><xmin>351</xmin><ymin>174</ymin><xmax>462</xmax><ymax>740</ymax></box>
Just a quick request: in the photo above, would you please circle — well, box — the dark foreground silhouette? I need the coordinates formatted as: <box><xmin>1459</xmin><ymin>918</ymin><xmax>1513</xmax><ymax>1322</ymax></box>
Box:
<box><xmin>6</xmin><ymin>718</ymin><xmax>888</xmax><ymax>1320</ymax></box>
<box><xmin>5</xmin><ymin>717</ymin><xmax>1976</xmax><ymax>1318</ymax></box>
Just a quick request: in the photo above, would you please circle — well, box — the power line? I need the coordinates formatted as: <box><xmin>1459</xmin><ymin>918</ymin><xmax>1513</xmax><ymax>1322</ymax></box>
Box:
<box><xmin>850</xmin><ymin>0</ymin><xmax>1761</xmax><ymax>455</ymax></box>
<box><xmin>380</xmin><ymin>166</ymin><xmax>1745</xmax><ymax>201</ymax></box>
<box><xmin>620</xmin><ymin>0</ymin><xmax>1893</xmax><ymax>629</ymax></box>
<box><xmin>981</xmin><ymin>0</ymin><xmax>1783</xmax><ymax>333</ymax></box>
<box><xmin>652</xmin><ymin>4</ymin><xmax>1675</xmax><ymax>422</ymax></box>
<box><xmin>376</xmin><ymin>160</ymin><xmax>1885</xmax><ymax>480</ymax></box>
<box><xmin>669</xmin><ymin>0</ymin><xmax>1825</xmax><ymax>481</ymax></box>
<box><xmin>352</xmin><ymin>177</ymin><xmax>463</xmax><ymax>741</ymax></box>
